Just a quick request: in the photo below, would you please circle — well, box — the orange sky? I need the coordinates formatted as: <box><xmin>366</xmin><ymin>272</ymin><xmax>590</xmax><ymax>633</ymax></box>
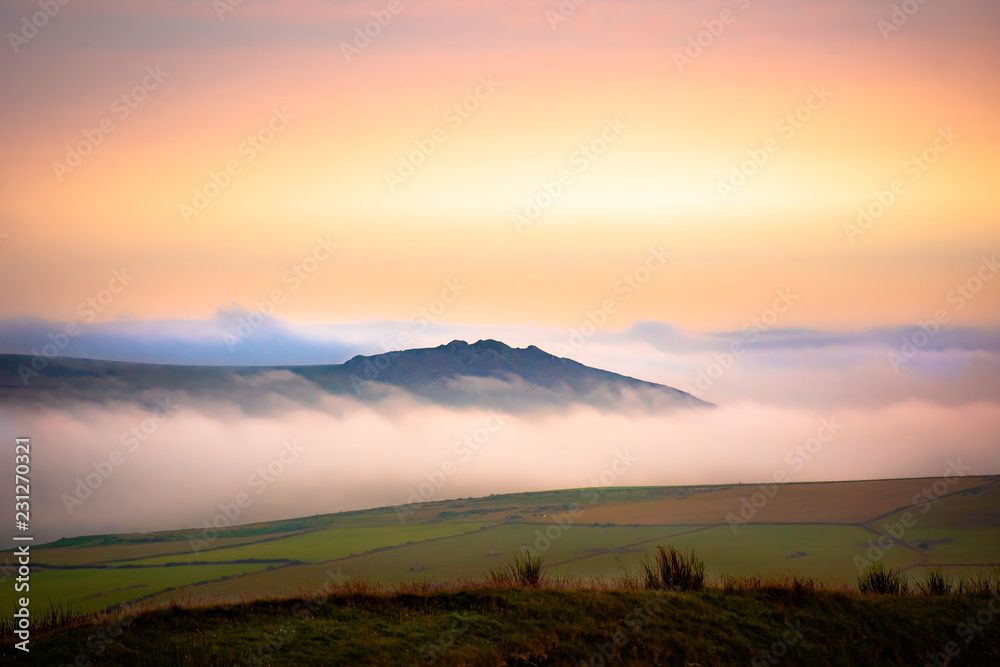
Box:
<box><xmin>0</xmin><ymin>0</ymin><xmax>998</xmax><ymax>331</ymax></box>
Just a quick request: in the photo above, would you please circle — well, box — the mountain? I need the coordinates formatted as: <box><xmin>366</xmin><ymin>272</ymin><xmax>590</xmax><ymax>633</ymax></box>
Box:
<box><xmin>0</xmin><ymin>339</ymin><xmax>712</xmax><ymax>412</ymax></box>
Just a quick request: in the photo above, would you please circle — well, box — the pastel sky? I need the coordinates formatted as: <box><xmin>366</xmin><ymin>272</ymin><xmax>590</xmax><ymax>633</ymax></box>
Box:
<box><xmin>5</xmin><ymin>2</ymin><xmax>1000</xmax><ymax>543</ymax></box>
<box><xmin>1</xmin><ymin>0</ymin><xmax>998</xmax><ymax>334</ymax></box>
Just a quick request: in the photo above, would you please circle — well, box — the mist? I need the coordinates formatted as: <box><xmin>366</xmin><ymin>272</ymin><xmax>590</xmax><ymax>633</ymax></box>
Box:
<box><xmin>3</xmin><ymin>392</ymin><xmax>998</xmax><ymax>546</ymax></box>
<box><xmin>3</xmin><ymin>316</ymin><xmax>999</xmax><ymax>545</ymax></box>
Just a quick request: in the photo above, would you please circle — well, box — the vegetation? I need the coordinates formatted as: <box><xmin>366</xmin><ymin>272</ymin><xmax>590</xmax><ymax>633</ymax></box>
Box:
<box><xmin>3</xmin><ymin>476</ymin><xmax>998</xmax><ymax>664</ymax></box>
<box><xmin>4</xmin><ymin>543</ymin><xmax>1000</xmax><ymax>664</ymax></box>
<box><xmin>4</xmin><ymin>477</ymin><xmax>999</xmax><ymax>618</ymax></box>
<box><xmin>635</xmin><ymin>545</ymin><xmax>705</xmax><ymax>591</ymax></box>
<box><xmin>5</xmin><ymin>562</ymin><xmax>1000</xmax><ymax>666</ymax></box>
<box><xmin>959</xmin><ymin>565</ymin><xmax>1000</xmax><ymax>595</ymax></box>
<box><xmin>918</xmin><ymin>567</ymin><xmax>952</xmax><ymax>596</ymax></box>
<box><xmin>486</xmin><ymin>550</ymin><xmax>546</xmax><ymax>587</ymax></box>
<box><xmin>857</xmin><ymin>561</ymin><xmax>909</xmax><ymax>595</ymax></box>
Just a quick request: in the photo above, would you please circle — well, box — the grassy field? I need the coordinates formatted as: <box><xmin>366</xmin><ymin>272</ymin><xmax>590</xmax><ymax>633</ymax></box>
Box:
<box><xmin>3</xmin><ymin>476</ymin><xmax>998</xmax><ymax>619</ymax></box>
<box><xmin>113</xmin><ymin>523</ymin><xmax>495</xmax><ymax>566</ymax></box>
<box><xmin>9</xmin><ymin>564</ymin><xmax>275</xmax><ymax>616</ymax></box>
<box><xmin>4</xmin><ymin>585</ymin><xmax>1000</xmax><ymax>666</ymax></box>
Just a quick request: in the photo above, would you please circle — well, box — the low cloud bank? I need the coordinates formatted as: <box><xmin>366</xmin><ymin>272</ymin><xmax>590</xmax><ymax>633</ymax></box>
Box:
<box><xmin>2</xmin><ymin>315</ymin><xmax>997</xmax><ymax>545</ymax></box>
<box><xmin>2</xmin><ymin>395</ymin><xmax>997</xmax><ymax>544</ymax></box>
<box><xmin>1</xmin><ymin>314</ymin><xmax>997</xmax><ymax>409</ymax></box>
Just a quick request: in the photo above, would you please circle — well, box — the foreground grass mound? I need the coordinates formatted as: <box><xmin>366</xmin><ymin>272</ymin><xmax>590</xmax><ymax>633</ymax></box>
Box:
<box><xmin>5</xmin><ymin>586</ymin><xmax>999</xmax><ymax>666</ymax></box>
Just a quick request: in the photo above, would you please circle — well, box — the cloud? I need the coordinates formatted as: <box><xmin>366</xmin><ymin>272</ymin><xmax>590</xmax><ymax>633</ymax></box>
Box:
<box><xmin>0</xmin><ymin>311</ymin><xmax>360</xmax><ymax>366</ymax></box>
<box><xmin>579</xmin><ymin>322</ymin><xmax>1000</xmax><ymax>409</ymax></box>
<box><xmin>3</xmin><ymin>313</ymin><xmax>998</xmax><ymax>363</ymax></box>
<box><xmin>2</xmin><ymin>315</ymin><xmax>997</xmax><ymax>545</ymax></box>
<box><xmin>10</xmin><ymin>0</ymin><xmax>996</xmax><ymax>56</ymax></box>
<box><xmin>3</xmin><ymin>395</ymin><xmax>997</xmax><ymax>545</ymax></box>
<box><xmin>1</xmin><ymin>315</ymin><xmax>997</xmax><ymax>410</ymax></box>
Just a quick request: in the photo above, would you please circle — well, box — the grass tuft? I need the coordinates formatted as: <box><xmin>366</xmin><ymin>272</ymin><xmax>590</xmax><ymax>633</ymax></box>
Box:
<box><xmin>918</xmin><ymin>567</ymin><xmax>952</xmax><ymax>596</ymax></box>
<box><xmin>962</xmin><ymin>569</ymin><xmax>997</xmax><ymax>595</ymax></box>
<box><xmin>721</xmin><ymin>574</ymin><xmax>762</xmax><ymax>594</ymax></box>
<box><xmin>487</xmin><ymin>550</ymin><xmax>546</xmax><ymax>588</ymax></box>
<box><xmin>630</xmin><ymin>545</ymin><xmax>705</xmax><ymax>591</ymax></box>
<box><xmin>857</xmin><ymin>561</ymin><xmax>908</xmax><ymax>595</ymax></box>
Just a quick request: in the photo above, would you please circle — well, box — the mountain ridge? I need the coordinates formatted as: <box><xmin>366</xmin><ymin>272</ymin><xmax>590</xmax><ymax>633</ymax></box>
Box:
<box><xmin>0</xmin><ymin>339</ymin><xmax>712</xmax><ymax>411</ymax></box>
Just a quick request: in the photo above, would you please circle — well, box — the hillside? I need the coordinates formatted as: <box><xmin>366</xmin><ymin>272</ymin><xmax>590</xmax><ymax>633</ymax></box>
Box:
<box><xmin>0</xmin><ymin>339</ymin><xmax>711</xmax><ymax>411</ymax></box>
<box><xmin>5</xmin><ymin>582</ymin><xmax>1000</xmax><ymax>665</ymax></box>
<box><xmin>3</xmin><ymin>476</ymin><xmax>997</xmax><ymax>619</ymax></box>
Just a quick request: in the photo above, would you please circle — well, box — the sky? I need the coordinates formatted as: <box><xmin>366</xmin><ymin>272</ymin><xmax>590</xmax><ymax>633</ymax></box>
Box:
<box><xmin>0</xmin><ymin>0</ymin><xmax>998</xmax><ymax>540</ymax></box>
<box><xmin>0</xmin><ymin>0</ymin><xmax>998</xmax><ymax>331</ymax></box>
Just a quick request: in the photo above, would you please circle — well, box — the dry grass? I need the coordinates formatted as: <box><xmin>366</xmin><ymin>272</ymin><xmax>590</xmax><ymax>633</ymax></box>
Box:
<box><xmin>12</xmin><ymin>547</ymin><xmax>1000</xmax><ymax>641</ymax></box>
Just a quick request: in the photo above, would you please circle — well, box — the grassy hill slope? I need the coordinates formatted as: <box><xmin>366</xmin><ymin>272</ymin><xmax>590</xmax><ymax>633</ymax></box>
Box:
<box><xmin>4</xmin><ymin>586</ymin><xmax>999</xmax><ymax>666</ymax></box>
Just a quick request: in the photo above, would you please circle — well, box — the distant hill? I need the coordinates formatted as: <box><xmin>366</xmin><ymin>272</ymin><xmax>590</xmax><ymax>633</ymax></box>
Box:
<box><xmin>0</xmin><ymin>339</ymin><xmax>711</xmax><ymax>411</ymax></box>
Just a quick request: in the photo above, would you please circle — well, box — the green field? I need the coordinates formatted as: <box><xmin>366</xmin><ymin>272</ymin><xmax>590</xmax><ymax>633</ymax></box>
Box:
<box><xmin>3</xmin><ymin>476</ymin><xmax>998</xmax><ymax>618</ymax></box>
<box><xmin>9</xmin><ymin>564</ymin><xmax>274</xmax><ymax>615</ymax></box>
<box><xmin>114</xmin><ymin>523</ymin><xmax>494</xmax><ymax>566</ymax></box>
